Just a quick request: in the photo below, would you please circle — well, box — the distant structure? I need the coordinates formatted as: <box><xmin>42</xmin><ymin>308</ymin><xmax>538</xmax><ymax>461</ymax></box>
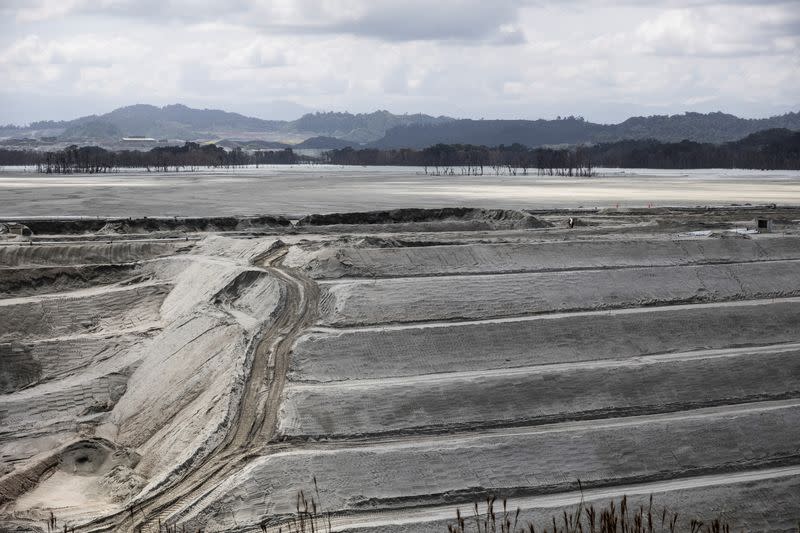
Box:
<box><xmin>122</xmin><ymin>136</ymin><xmax>157</xmax><ymax>142</ymax></box>
<box><xmin>755</xmin><ymin>218</ymin><xmax>774</xmax><ymax>233</ymax></box>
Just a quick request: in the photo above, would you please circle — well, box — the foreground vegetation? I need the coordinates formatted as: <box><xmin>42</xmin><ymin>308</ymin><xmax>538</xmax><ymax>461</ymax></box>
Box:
<box><xmin>446</xmin><ymin>495</ymin><xmax>719</xmax><ymax>533</ymax></box>
<box><xmin>42</xmin><ymin>487</ymin><xmax>779</xmax><ymax>532</ymax></box>
<box><xmin>246</xmin><ymin>482</ymin><xmax>796</xmax><ymax>533</ymax></box>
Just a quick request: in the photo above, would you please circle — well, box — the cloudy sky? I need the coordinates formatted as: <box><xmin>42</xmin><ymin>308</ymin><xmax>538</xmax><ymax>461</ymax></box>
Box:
<box><xmin>0</xmin><ymin>0</ymin><xmax>798</xmax><ymax>124</ymax></box>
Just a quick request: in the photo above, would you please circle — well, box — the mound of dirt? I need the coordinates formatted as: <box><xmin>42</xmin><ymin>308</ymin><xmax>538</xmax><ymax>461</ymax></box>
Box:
<box><xmin>297</xmin><ymin>208</ymin><xmax>551</xmax><ymax>229</ymax></box>
<box><xmin>0</xmin><ymin>241</ymin><xmax>191</xmax><ymax>268</ymax></box>
<box><xmin>15</xmin><ymin>216</ymin><xmax>291</xmax><ymax>236</ymax></box>
<box><xmin>339</xmin><ymin>236</ymin><xmax>457</xmax><ymax>248</ymax></box>
<box><xmin>0</xmin><ymin>264</ymin><xmax>143</xmax><ymax>298</ymax></box>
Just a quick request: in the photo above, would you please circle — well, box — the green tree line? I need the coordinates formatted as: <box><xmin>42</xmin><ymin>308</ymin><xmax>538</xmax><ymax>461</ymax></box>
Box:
<box><xmin>0</xmin><ymin>143</ymin><xmax>303</xmax><ymax>173</ymax></box>
<box><xmin>323</xmin><ymin>129</ymin><xmax>800</xmax><ymax>173</ymax></box>
<box><xmin>0</xmin><ymin>128</ymin><xmax>797</xmax><ymax>173</ymax></box>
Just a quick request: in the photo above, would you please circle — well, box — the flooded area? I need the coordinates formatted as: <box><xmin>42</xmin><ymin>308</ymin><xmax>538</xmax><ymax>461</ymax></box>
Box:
<box><xmin>2</xmin><ymin>166</ymin><xmax>799</xmax><ymax>217</ymax></box>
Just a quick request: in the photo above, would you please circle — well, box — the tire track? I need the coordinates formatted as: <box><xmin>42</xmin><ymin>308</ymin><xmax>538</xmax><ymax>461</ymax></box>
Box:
<box><xmin>78</xmin><ymin>245</ymin><xmax>319</xmax><ymax>532</ymax></box>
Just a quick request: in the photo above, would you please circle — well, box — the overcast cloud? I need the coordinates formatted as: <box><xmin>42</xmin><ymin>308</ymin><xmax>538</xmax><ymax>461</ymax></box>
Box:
<box><xmin>0</xmin><ymin>0</ymin><xmax>798</xmax><ymax>124</ymax></box>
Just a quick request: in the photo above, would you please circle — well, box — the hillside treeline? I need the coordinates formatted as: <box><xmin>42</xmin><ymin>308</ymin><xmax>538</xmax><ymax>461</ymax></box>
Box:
<box><xmin>0</xmin><ymin>128</ymin><xmax>797</xmax><ymax>173</ymax></box>
<box><xmin>593</xmin><ymin>128</ymin><xmax>800</xmax><ymax>169</ymax></box>
<box><xmin>324</xmin><ymin>143</ymin><xmax>594</xmax><ymax>176</ymax></box>
<box><xmin>324</xmin><ymin>128</ymin><xmax>800</xmax><ymax>173</ymax></box>
<box><xmin>373</xmin><ymin>111</ymin><xmax>800</xmax><ymax>148</ymax></box>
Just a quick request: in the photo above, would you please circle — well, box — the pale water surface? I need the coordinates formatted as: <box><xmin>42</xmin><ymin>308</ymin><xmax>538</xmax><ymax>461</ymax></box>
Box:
<box><xmin>1</xmin><ymin>165</ymin><xmax>799</xmax><ymax>217</ymax></box>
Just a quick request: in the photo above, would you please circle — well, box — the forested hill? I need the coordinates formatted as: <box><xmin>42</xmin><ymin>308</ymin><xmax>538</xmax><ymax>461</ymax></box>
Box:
<box><xmin>3</xmin><ymin>105</ymin><xmax>798</xmax><ymax>148</ymax></box>
<box><xmin>289</xmin><ymin>110</ymin><xmax>453</xmax><ymax>143</ymax></box>
<box><xmin>610</xmin><ymin>112</ymin><xmax>800</xmax><ymax>143</ymax></box>
<box><xmin>3</xmin><ymin>105</ymin><xmax>453</xmax><ymax>144</ymax></box>
<box><xmin>327</xmin><ymin>128</ymin><xmax>800</xmax><ymax>171</ymax></box>
<box><xmin>372</xmin><ymin>112</ymin><xmax>800</xmax><ymax>149</ymax></box>
<box><xmin>28</xmin><ymin>104</ymin><xmax>285</xmax><ymax>141</ymax></box>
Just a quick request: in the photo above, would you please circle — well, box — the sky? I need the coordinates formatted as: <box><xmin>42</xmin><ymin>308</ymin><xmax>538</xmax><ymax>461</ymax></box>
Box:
<box><xmin>0</xmin><ymin>0</ymin><xmax>798</xmax><ymax>125</ymax></box>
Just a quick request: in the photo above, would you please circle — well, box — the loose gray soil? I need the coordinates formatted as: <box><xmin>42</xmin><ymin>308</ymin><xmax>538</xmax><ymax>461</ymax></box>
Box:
<box><xmin>0</xmin><ymin>205</ymin><xmax>799</xmax><ymax>532</ymax></box>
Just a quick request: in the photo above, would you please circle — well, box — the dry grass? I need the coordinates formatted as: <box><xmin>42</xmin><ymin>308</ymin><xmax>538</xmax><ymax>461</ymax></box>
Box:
<box><xmin>446</xmin><ymin>493</ymin><xmax>726</xmax><ymax>533</ymax></box>
<box><xmin>266</xmin><ymin>483</ymin><xmax>796</xmax><ymax>533</ymax></box>
<box><xmin>262</xmin><ymin>477</ymin><xmax>332</xmax><ymax>533</ymax></box>
<box><xmin>41</xmin><ymin>483</ymin><xmax>800</xmax><ymax>533</ymax></box>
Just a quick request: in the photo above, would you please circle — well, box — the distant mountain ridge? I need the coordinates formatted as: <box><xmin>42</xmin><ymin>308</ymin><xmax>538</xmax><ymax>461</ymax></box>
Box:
<box><xmin>6</xmin><ymin>104</ymin><xmax>453</xmax><ymax>144</ymax></box>
<box><xmin>2</xmin><ymin>104</ymin><xmax>798</xmax><ymax>149</ymax></box>
<box><xmin>290</xmin><ymin>110</ymin><xmax>452</xmax><ymax>143</ymax></box>
<box><xmin>372</xmin><ymin>111</ymin><xmax>800</xmax><ymax>148</ymax></box>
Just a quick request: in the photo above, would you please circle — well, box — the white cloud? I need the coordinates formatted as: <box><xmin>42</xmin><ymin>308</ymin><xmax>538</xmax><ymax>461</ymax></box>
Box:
<box><xmin>225</xmin><ymin>40</ymin><xmax>288</xmax><ymax>69</ymax></box>
<box><xmin>0</xmin><ymin>34</ymin><xmax>149</xmax><ymax>67</ymax></box>
<box><xmin>13</xmin><ymin>0</ymin><xmax>88</xmax><ymax>22</ymax></box>
<box><xmin>633</xmin><ymin>5</ymin><xmax>799</xmax><ymax>57</ymax></box>
<box><xmin>0</xmin><ymin>1</ymin><xmax>797</xmax><ymax>124</ymax></box>
<box><xmin>7</xmin><ymin>0</ymin><xmax>530</xmax><ymax>44</ymax></box>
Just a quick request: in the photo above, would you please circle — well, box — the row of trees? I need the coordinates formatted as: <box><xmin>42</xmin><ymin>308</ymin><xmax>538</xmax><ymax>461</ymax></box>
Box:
<box><xmin>592</xmin><ymin>129</ymin><xmax>800</xmax><ymax>169</ymax></box>
<box><xmin>0</xmin><ymin>129</ymin><xmax>797</xmax><ymax>173</ymax></box>
<box><xmin>324</xmin><ymin>143</ymin><xmax>595</xmax><ymax>176</ymax></box>
<box><xmin>0</xmin><ymin>143</ymin><xmax>305</xmax><ymax>173</ymax></box>
<box><xmin>324</xmin><ymin>129</ymin><xmax>800</xmax><ymax>172</ymax></box>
